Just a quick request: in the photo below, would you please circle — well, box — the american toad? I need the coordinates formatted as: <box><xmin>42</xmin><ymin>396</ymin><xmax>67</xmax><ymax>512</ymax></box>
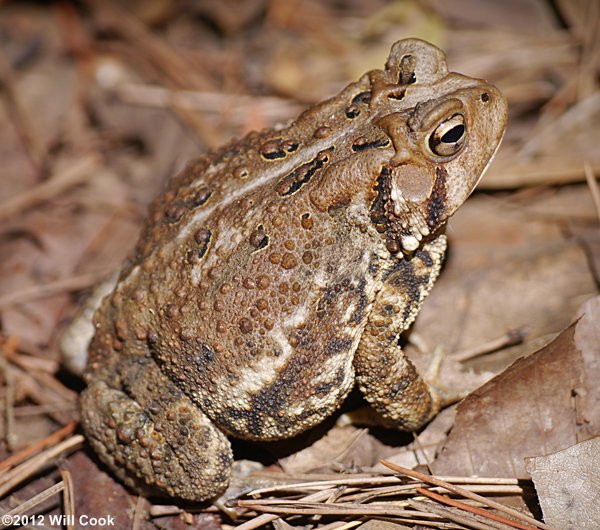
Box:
<box><xmin>80</xmin><ymin>39</ymin><xmax>508</xmax><ymax>501</ymax></box>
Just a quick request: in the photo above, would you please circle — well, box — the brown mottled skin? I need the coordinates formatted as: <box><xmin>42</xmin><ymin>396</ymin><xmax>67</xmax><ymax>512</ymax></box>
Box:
<box><xmin>80</xmin><ymin>39</ymin><xmax>508</xmax><ymax>501</ymax></box>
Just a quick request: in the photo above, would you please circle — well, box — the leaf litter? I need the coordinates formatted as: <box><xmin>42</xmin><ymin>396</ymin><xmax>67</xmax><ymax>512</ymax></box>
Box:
<box><xmin>0</xmin><ymin>0</ymin><xmax>599</xmax><ymax>528</ymax></box>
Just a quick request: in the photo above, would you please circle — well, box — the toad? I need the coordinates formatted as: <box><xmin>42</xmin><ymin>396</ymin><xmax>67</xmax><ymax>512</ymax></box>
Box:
<box><xmin>79</xmin><ymin>39</ymin><xmax>508</xmax><ymax>501</ymax></box>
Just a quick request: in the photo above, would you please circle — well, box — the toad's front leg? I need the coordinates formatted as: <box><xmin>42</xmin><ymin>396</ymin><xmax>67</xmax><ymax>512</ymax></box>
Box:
<box><xmin>354</xmin><ymin>235</ymin><xmax>448</xmax><ymax>431</ymax></box>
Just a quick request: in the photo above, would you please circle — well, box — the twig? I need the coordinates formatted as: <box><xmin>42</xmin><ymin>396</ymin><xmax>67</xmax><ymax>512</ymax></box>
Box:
<box><xmin>316</xmin><ymin>521</ymin><xmax>362</xmax><ymax>530</ymax></box>
<box><xmin>21</xmin><ymin>365</ymin><xmax>78</xmax><ymax>403</ymax></box>
<box><xmin>60</xmin><ymin>469</ymin><xmax>75</xmax><ymax>530</ymax></box>
<box><xmin>0</xmin><ymin>364</ymin><xmax>75</xmax><ymax>427</ymax></box>
<box><xmin>0</xmin><ymin>435</ymin><xmax>84</xmax><ymax>498</ymax></box>
<box><xmin>481</xmin><ymin>159</ymin><xmax>600</xmax><ymax>189</ymax></box>
<box><xmin>408</xmin><ymin>499</ymin><xmax>500</xmax><ymax>530</ymax></box>
<box><xmin>0</xmin><ymin>481</ymin><xmax>64</xmax><ymax>529</ymax></box>
<box><xmin>147</xmin><ymin>504</ymin><xmax>185</xmax><ymax>518</ymax></box>
<box><xmin>247</xmin><ymin>473</ymin><xmax>523</xmax><ymax>496</ymax></box>
<box><xmin>417</xmin><ymin>488</ymin><xmax>536</xmax><ymax>530</ymax></box>
<box><xmin>235</xmin><ymin>472</ymin><xmax>531</xmax><ymax>528</ymax></box>
<box><xmin>0</xmin><ymin>356</ymin><xmax>16</xmax><ymax>451</ymax></box>
<box><xmin>381</xmin><ymin>461</ymin><xmax>552</xmax><ymax>530</ymax></box>
<box><xmin>236</xmin><ymin>488</ymin><xmax>345</xmax><ymax>530</ymax></box>
<box><xmin>14</xmin><ymin>403</ymin><xmax>77</xmax><ymax>418</ymax></box>
<box><xmin>341</xmin><ymin>483</ymin><xmax>525</xmax><ymax>504</ymax></box>
<box><xmin>453</xmin><ymin>328</ymin><xmax>527</xmax><ymax>362</ymax></box>
<box><xmin>0</xmin><ymin>155</ymin><xmax>100</xmax><ymax>223</ymax></box>
<box><xmin>247</xmin><ymin>476</ymin><xmax>403</xmax><ymax>496</ymax></box>
<box><xmin>0</xmin><ymin>421</ymin><xmax>77</xmax><ymax>472</ymax></box>
<box><xmin>519</xmin><ymin>91</ymin><xmax>600</xmax><ymax>157</ymax></box>
<box><xmin>85</xmin><ymin>0</ymin><xmax>218</xmax><ymax>146</ymax></box>
<box><xmin>2</xmin><ymin>343</ymin><xmax>78</xmax><ymax>425</ymax></box>
<box><xmin>238</xmin><ymin>499</ymin><xmax>432</xmax><ymax>518</ymax></box>
<box><xmin>0</xmin><ymin>269</ymin><xmax>113</xmax><ymax>310</ymax></box>
<box><xmin>87</xmin><ymin>0</ymin><xmax>207</xmax><ymax>90</ymax></box>
<box><xmin>584</xmin><ymin>161</ymin><xmax>600</xmax><ymax>225</ymax></box>
<box><xmin>0</xmin><ymin>45</ymin><xmax>47</xmax><ymax>173</ymax></box>
<box><xmin>576</xmin><ymin>0</ymin><xmax>600</xmax><ymax>101</ymax></box>
<box><xmin>5</xmin><ymin>350</ymin><xmax>59</xmax><ymax>375</ymax></box>
<box><xmin>233</xmin><ymin>513</ymin><xmax>279</xmax><ymax>530</ymax></box>
<box><xmin>114</xmin><ymin>83</ymin><xmax>301</xmax><ymax>123</ymax></box>
<box><xmin>132</xmin><ymin>495</ymin><xmax>147</xmax><ymax>530</ymax></box>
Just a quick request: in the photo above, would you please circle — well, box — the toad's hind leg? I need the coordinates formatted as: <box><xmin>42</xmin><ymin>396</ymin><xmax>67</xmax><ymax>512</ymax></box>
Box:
<box><xmin>80</xmin><ymin>361</ymin><xmax>232</xmax><ymax>502</ymax></box>
<box><xmin>354</xmin><ymin>235</ymin><xmax>448</xmax><ymax>431</ymax></box>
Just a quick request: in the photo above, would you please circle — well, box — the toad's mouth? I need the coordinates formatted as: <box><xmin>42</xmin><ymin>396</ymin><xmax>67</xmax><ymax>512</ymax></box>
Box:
<box><xmin>370</xmin><ymin>164</ymin><xmax>447</xmax><ymax>255</ymax></box>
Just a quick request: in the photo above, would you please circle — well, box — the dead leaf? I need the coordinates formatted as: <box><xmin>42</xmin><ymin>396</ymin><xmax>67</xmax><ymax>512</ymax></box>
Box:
<box><xmin>407</xmin><ymin>190</ymin><xmax>597</xmax><ymax>405</ymax></box>
<box><xmin>525</xmin><ymin>436</ymin><xmax>600</xmax><ymax>530</ymax></box>
<box><xmin>370</xmin><ymin>407</ymin><xmax>457</xmax><ymax>473</ymax></box>
<box><xmin>432</xmin><ymin>296</ymin><xmax>600</xmax><ymax>478</ymax></box>
<box><xmin>62</xmin><ymin>452</ymin><xmax>142</xmax><ymax>528</ymax></box>
<box><xmin>278</xmin><ymin>424</ymin><xmax>399</xmax><ymax>475</ymax></box>
<box><xmin>0</xmin><ymin>1</ymin><xmax>599</xmax><ymax>528</ymax></box>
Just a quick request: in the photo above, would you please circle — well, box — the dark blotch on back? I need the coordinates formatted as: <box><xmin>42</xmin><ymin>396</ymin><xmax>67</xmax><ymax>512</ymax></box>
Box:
<box><xmin>164</xmin><ymin>186</ymin><xmax>212</xmax><ymax>224</ymax></box>
<box><xmin>276</xmin><ymin>147</ymin><xmax>334</xmax><ymax>197</ymax></box>
<box><xmin>219</xmin><ymin>366</ymin><xmax>299</xmax><ymax>437</ymax></box>
<box><xmin>190</xmin><ymin>187</ymin><xmax>212</xmax><ymax>208</ymax></box>
<box><xmin>250</xmin><ymin>225</ymin><xmax>269</xmax><ymax>250</ymax></box>
<box><xmin>192</xmin><ymin>227</ymin><xmax>211</xmax><ymax>259</ymax></box>
<box><xmin>165</xmin><ymin>200</ymin><xmax>187</xmax><ymax>224</ymax></box>
<box><xmin>352</xmin><ymin>137</ymin><xmax>391</xmax><ymax>152</ymax></box>
<box><xmin>261</xmin><ymin>138</ymin><xmax>299</xmax><ymax>160</ymax></box>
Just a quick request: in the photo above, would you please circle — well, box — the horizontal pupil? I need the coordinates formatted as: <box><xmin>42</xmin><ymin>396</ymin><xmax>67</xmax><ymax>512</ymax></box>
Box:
<box><xmin>441</xmin><ymin>124</ymin><xmax>465</xmax><ymax>143</ymax></box>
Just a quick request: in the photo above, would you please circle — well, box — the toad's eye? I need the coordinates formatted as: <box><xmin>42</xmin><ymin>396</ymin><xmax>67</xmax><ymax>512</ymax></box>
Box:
<box><xmin>428</xmin><ymin>114</ymin><xmax>466</xmax><ymax>157</ymax></box>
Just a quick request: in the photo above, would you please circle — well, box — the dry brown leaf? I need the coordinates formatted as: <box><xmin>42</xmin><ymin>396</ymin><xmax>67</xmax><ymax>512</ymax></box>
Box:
<box><xmin>525</xmin><ymin>436</ymin><xmax>600</xmax><ymax>530</ymax></box>
<box><xmin>63</xmin><ymin>452</ymin><xmax>143</xmax><ymax>529</ymax></box>
<box><xmin>432</xmin><ymin>296</ymin><xmax>600</xmax><ymax>478</ymax></box>
<box><xmin>0</xmin><ymin>98</ymin><xmax>36</xmax><ymax>199</ymax></box>
<box><xmin>406</xmin><ymin>190</ymin><xmax>597</xmax><ymax>407</ymax></box>
<box><xmin>371</xmin><ymin>407</ymin><xmax>457</xmax><ymax>473</ymax></box>
<box><xmin>0</xmin><ymin>1</ymin><xmax>598</xmax><ymax>528</ymax></box>
<box><xmin>0</xmin><ymin>167</ymin><xmax>135</xmax><ymax>346</ymax></box>
<box><xmin>278</xmin><ymin>424</ymin><xmax>397</xmax><ymax>475</ymax></box>
<box><xmin>278</xmin><ymin>425</ymin><xmax>366</xmax><ymax>475</ymax></box>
